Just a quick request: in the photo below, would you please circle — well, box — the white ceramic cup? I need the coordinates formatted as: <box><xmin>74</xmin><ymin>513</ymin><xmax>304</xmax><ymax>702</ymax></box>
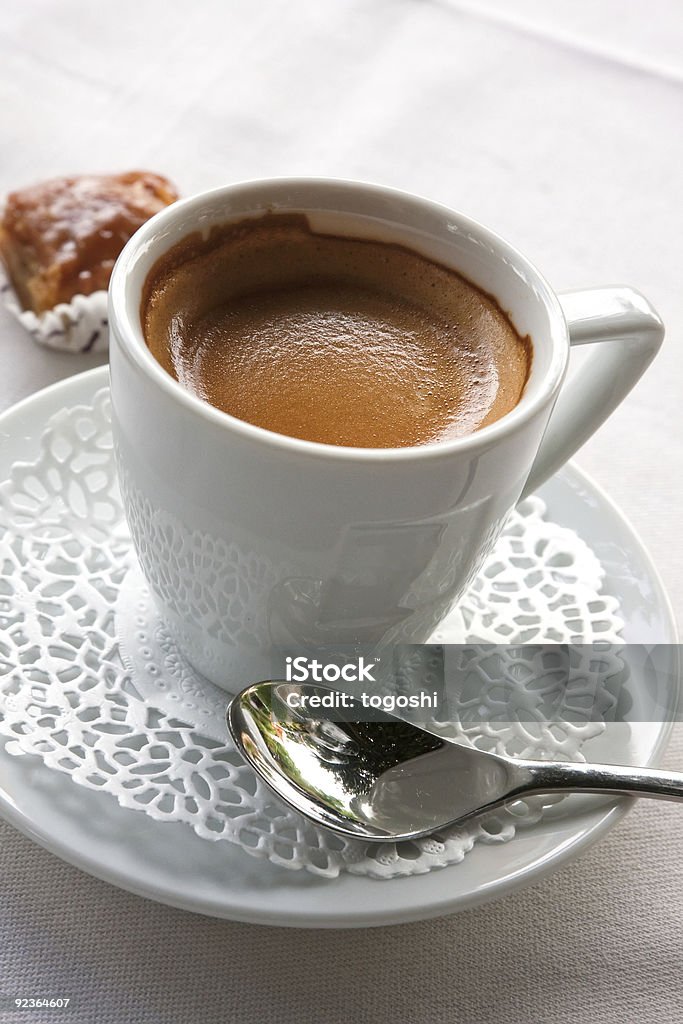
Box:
<box><xmin>109</xmin><ymin>179</ymin><xmax>663</xmax><ymax>690</ymax></box>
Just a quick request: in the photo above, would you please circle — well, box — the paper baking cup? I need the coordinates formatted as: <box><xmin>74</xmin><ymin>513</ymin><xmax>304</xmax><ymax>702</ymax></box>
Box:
<box><xmin>1</xmin><ymin>265</ymin><xmax>109</xmax><ymax>353</ymax></box>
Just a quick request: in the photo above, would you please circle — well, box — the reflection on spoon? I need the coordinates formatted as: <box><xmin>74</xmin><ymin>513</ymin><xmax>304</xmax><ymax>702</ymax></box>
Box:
<box><xmin>228</xmin><ymin>681</ymin><xmax>683</xmax><ymax>843</ymax></box>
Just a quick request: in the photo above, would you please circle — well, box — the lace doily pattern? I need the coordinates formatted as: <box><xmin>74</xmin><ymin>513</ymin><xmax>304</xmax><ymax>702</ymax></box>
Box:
<box><xmin>0</xmin><ymin>387</ymin><xmax>624</xmax><ymax>879</ymax></box>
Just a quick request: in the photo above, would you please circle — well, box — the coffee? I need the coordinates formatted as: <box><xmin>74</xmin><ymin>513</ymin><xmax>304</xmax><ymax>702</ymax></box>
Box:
<box><xmin>142</xmin><ymin>214</ymin><xmax>531</xmax><ymax>448</ymax></box>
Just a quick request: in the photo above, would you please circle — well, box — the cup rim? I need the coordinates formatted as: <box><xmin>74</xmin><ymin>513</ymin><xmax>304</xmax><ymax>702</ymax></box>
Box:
<box><xmin>109</xmin><ymin>176</ymin><xmax>569</xmax><ymax>463</ymax></box>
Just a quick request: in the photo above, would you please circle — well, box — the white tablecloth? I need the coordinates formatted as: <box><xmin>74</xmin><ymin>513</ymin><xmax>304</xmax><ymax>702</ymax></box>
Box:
<box><xmin>1</xmin><ymin>2</ymin><xmax>682</xmax><ymax>1021</ymax></box>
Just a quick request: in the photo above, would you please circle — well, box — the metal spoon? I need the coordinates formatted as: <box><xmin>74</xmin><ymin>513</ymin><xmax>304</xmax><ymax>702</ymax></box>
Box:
<box><xmin>227</xmin><ymin>681</ymin><xmax>683</xmax><ymax>843</ymax></box>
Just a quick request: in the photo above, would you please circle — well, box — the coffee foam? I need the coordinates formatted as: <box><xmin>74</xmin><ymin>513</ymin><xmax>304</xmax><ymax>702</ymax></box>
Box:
<box><xmin>142</xmin><ymin>214</ymin><xmax>531</xmax><ymax>448</ymax></box>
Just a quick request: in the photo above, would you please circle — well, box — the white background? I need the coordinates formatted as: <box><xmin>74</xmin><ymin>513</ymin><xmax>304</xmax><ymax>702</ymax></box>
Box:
<box><xmin>1</xmin><ymin>2</ymin><xmax>682</xmax><ymax>1021</ymax></box>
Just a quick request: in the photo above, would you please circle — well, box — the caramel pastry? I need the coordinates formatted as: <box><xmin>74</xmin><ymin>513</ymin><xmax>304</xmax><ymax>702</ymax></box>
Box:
<box><xmin>0</xmin><ymin>172</ymin><xmax>178</xmax><ymax>313</ymax></box>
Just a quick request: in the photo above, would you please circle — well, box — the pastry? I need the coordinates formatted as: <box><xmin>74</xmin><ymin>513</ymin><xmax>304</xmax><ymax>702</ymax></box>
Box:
<box><xmin>0</xmin><ymin>171</ymin><xmax>178</xmax><ymax>313</ymax></box>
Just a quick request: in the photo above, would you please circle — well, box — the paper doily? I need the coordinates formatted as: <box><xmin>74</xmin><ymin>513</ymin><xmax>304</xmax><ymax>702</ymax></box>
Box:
<box><xmin>0</xmin><ymin>387</ymin><xmax>625</xmax><ymax>879</ymax></box>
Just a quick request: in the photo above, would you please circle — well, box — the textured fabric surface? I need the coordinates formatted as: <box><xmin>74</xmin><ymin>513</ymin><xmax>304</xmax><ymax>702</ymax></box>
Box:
<box><xmin>1</xmin><ymin>1</ymin><xmax>682</xmax><ymax>1021</ymax></box>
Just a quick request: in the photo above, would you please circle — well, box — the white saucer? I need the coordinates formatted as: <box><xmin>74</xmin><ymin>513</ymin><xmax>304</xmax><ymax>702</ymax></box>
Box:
<box><xmin>0</xmin><ymin>368</ymin><xmax>678</xmax><ymax>928</ymax></box>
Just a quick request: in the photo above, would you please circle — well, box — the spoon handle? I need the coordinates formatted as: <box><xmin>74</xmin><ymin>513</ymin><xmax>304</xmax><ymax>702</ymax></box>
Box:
<box><xmin>524</xmin><ymin>760</ymin><xmax>683</xmax><ymax>801</ymax></box>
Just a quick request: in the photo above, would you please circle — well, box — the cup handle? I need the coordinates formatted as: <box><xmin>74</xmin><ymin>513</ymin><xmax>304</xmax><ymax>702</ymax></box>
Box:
<box><xmin>520</xmin><ymin>286</ymin><xmax>664</xmax><ymax>498</ymax></box>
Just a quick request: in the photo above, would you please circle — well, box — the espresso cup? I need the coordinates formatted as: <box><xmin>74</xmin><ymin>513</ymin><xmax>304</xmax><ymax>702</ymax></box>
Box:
<box><xmin>109</xmin><ymin>179</ymin><xmax>663</xmax><ymax>690</ymax></box>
